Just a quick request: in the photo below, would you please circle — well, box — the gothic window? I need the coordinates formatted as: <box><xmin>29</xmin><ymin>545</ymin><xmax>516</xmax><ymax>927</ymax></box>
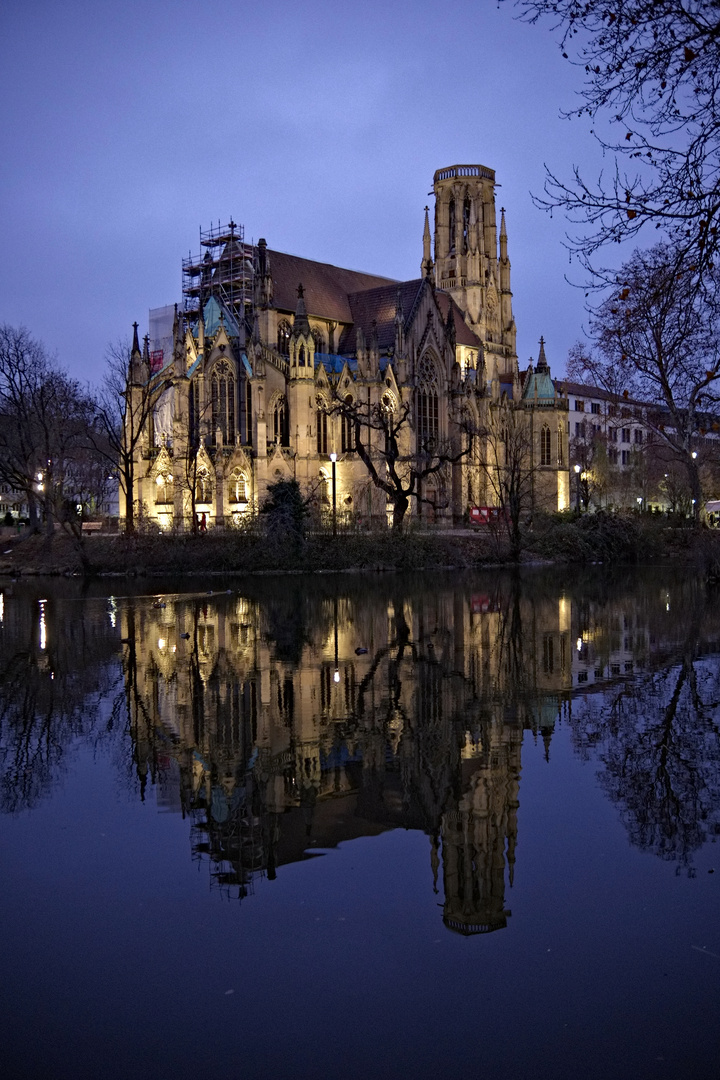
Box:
<box><xmin>277</xmin><ymin>321</ymin><xmax>291</xmax><ymax>356</ymax></box>
<box><xmin>298</xmin><ymin>345</ymin><xmax>306</xmax><ymax>367</ymax></box>
<box><xmin>462</xmin><ymin>196</ymin><xmax>471</xmax><ymax>254</ymax></box>
<box><xmin>381</xmin><ymin>392</ymin><xmax>396</xmax><ymax>455</ymax></box>
<box><xmin>273</xmin><ymin>396</ymin><xmax>289</xmax><ymax>447</ymax></box>
<box><xmin>319</xmin><ymin>470</ymin><xmax>330</xmax><ymax>506</ymax></box>
<box><xmin>341</xmin><ymin>396</ymin><xmax>355</xmax><ymax>453</ymax></box>
<box><xmin>557</xmin><ymin>423</ymin><xmax>564</xmax><ymax>467</ymax></box>
<box><xmin>541</xmin><ymin>424</ymin><xmax>551</xmax><ymax>466</ymax></box>
<box><xmin>189</xmin><ymin>379</ymin><xmax>201</xmax><ymax>447</ymax></box>
<box><xmin>316</xmin><ymin>396</ymin><xmax>328</xmax><ymax>455</ymax></box>
<box><xmin>196</xmin><ymin>467</ymin><xmax>212</xmax><ymax>505</ymax></box>
<box><xmin>416</xmin><ymin>355</ymin><xmax>439</xmax><ymax>450</ymax></box>
<box><xmin>210</xmin><ymin>360</ymin><xmax>235</xmax><ymax>446</ymax></box>
<box><xmin>448</xmin><ymin>198</ymin><xmax>456</xmax><ymax>255</ymax></box>
<box><xmin>228</xmin><ymin>468</ymin><xmax>248</xmax><ymax>504</ymax></box>
<box><xmin>155</xmin><ymin>472</ymin><xmax>173</xmax><ymax>504</ymax></box>
<box><xmin>312</xmin><ymin>328</ymin><xmax>325</xmax><ymax>355</ymax></box>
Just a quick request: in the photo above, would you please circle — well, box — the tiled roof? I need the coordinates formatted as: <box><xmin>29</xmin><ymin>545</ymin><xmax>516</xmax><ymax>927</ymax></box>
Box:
<box><xmin>267</xmin><ymin>249</ymin><xmax>395</xmax><ymax>322</ymax></box>
<box><xmin>435</xmin><ymin>291</ymin><xmax>482</xmax><ymax>347</ymax></box>
<box><xmin>339</xmin><ymin>279</ymin><xmax>425</xmax><ymax>353</ymax></box>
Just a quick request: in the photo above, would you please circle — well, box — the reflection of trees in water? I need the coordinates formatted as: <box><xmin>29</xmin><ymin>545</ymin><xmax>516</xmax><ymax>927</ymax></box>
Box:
<box><xmin>568</xmin><ymin>582</ymin><xmax>720</xmax><ymax>866</ymax></box>
<box><xmin>0</xmin><ymin>587</ymin><xmax>122</xmax><ymax>812</ymax></box>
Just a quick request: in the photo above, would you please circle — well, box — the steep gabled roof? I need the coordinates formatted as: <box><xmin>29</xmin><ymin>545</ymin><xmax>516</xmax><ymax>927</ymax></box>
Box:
<box><xmin>339</xmin><ymin>279</ymin><xmax>425</xmax><ymax>353</ymax></box>
<box><xmin>435</xmin><ymin>291</ymin><xmax>482</xmax><ymax>347</ymax></box>
<box><xmin>267</xmin><ymin>249</ymin><xmax>396</xmax><ymax>322</ymax></box>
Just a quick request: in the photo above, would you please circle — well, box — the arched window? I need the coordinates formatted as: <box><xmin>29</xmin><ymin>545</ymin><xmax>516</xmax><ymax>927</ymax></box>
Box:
<box><xmin>298</xmin><ymin>345</ymin><xmax>305</xmax><ymax>367</ymax></box>
<box><xmin>416</xmin><ymin>355</ymin><xmax>439</xmax><ymax>450</ymax></box>
<box><xmin>448</xmin><ymin>198</ymin><xmax>456</xmax><ymax>255</ymax></box>
<box><xmin>312</xmin><ymin>328</ymin><xmax>325</xmax><ymax>355</ymax></box>
<box><xmin>155</xmin><ymin>472</ymin><xmax>173</xmax><ymax>504</ymax></box>
<box><xmin>557</xmin><ymin>423</ymin><xmax>564</xmax><ymax>467</ymax></box>
<box><xmin>273</xmin><ymin>396</ymin><xmax>289</xmax><ymax>447</ymax></box>
<box><xmin>316</xmin><ymin>397</ymin><xmax>328</xmax><ymax>455</ymax></box>
<box><xmin>189</xmin><ymin>379</ymin><xmax>201</xmax><ymax>447</ymax></box>
<box><xmin>277</xmin><ymin>321</ymin><xmax>292</xmax><ymax>356</ymax></box>
<box><xmin>463</xmin><ymin>196</ymin><xmax>471</xmax><ymax>254</ymax></box>
<box><xmin>196</xmin><ymin>467</ymin><xmax>212</xmax><ymax>505</ymax></box>
<box><xmin>228</xmin><ymin>468</ymin><xmax>248</xmax><ymax>504</ymax></box>
<box><xmin>541</xmin><ymin>424</ymin><xmax>552</xmax><ymax>466</ymax></box>
<box><xmin>341</xmin><ymin>396</ymin><xmax>355</xmax><ymax>453</ymax></box>
<box><xmin>211</xmin><ymin>360</ymin><xmax>236</xmax><ymax>446</ymax></box>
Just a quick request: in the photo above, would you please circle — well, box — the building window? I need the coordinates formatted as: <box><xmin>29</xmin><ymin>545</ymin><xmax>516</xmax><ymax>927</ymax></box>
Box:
<box><xmin>462</xmin><ymin>196</ymin><xmax>471</xmax><ymax>254</ymax></box>
<box><xmin>211</xmin><ymin>360</ymin><xmax>235</xmax><ymax>446</ymax></box>
<box><xmin>273</xmin><ymin>397</ymin><xmax>289</xmax><ymax>446</ymax></box>
<box><xmin>591</xmin><ymin>402</ymin><xmax>600</xmax><ymax>414</ymax></box>
<box><xmin>609</xmin><ymin>448</ymin><xmax>619</xmax><ymax>464</ymax></box>
<box><xmin>621</xmin><ymin>450</ymin><xmax>630</xmax><ymax>466</ymax></box>
<box><xmin>155</xmin><ymin>472</ymin><xmax>173</xmax><ymax>504</ymax></box>
<box><xmin>196</xmin><ymin>468</ymin><xmax>212</xmax><ymax>505</ymax></box>
<box><xmin>611</xmin><ymin>428</ymin><xmax>618</xmax><ymax>443</ymax></box>
<box><xmin>634</xmin><ymin>428</ymin><xmax>643</xmax><ymax>444</ymax></box>
<box><xmin>189</xmin><ymin>379</ymin><xmax>201</xmax><ymax>447</ymax></box>
<box><xmin>416</xmin><ymin>355</ymin><xmax>439</xmax><ymax>449</ymax></box>
<box><xmin>575</xmin><ymin>421</ymin><xmax>586</xmax><ymax>438</ymax></box>
<box><xmin>622</xmin><ymin>428</ymin><xmax>630</xmax><ymax>443</ymax></box>
<box><xmin>557</xmin><ymin>423</ymin><xmax>564</xmax><ymax>466</ymax></box>
<box><xmin>311</xmin><ymin>328</ymin><xmax>325</xmax><ymax>355</ymax></box>
<box><xmin>540</xmin><ymin>424</ymin><xmax>552</xmax><ymax>466</ymax></box>
<box><xmin>228</xmin><ymin>468</ymin><xmax>248</xmax><ymax>504</ymax></box>
<box><xmin>277</xmin><ymin>321</ymin><xmax>291</xmax><ymax>356</ymax></box>
<box><xmin>341</xmin><ymin>396</ymin><xmax>355</xmax><ymax>453</ymax></box>
<box><xmin>575</xmin><ymin>400</ymin><xmax>585</xmax><ymax>412</ymax></box>
<box><xmin>448</xmin><ymin>198</ymin><xmax>456</xmax><ymax>255</ymax></box>
<box><xmin>316</xmin><ymin>398</ymin><xmax>328</xmax><ymax>455</ymax></box>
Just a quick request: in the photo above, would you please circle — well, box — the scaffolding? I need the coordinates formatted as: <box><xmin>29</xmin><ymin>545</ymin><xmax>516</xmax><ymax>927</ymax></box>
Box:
<box><xmin>182</xmin><ymin>219</ymin><xmax>254</xmax><ymax>330</ymax></box>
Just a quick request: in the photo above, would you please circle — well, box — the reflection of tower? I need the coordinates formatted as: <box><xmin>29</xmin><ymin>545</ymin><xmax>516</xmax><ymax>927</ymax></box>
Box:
<box><xmin>440</xmin><ymin>725</ymin><xmax>520</xmax><ymax>935</ymax></box>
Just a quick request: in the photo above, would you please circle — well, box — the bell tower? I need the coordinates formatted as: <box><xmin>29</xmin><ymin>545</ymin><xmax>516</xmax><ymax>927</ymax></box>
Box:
<box><xmin>431</xmin><ymin>164</ymin><xmax>516</xmax><ymax>367</ymax></box>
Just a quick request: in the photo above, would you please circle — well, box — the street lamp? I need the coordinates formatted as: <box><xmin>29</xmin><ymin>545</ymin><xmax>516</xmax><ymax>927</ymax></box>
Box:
<box><xmin>574</xmin><ymin>464</ymin><xmax>581</xmax><ymax>511</ymax></box>
<box><xmin>330</xmin><ymin>452</ymin><xmax>337</xmax><ymax>537</ymax></box>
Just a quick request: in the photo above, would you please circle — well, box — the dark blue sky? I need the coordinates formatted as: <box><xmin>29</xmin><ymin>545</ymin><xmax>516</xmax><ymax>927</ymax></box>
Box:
<box><xmin>1</xmin><ymin>0</ymin><xmax>606</xmax><ymax>386</ymax></box>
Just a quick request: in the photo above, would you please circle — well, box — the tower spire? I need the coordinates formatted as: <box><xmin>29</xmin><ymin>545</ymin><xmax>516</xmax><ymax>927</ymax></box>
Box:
<box><xmin>421</xmin><ymin>206</ymin><xmax>433</xmax><ymax>279</ymax></box>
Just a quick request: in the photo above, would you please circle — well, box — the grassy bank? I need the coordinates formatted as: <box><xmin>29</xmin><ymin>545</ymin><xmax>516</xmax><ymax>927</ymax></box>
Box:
<box><xmin>1</xmin><ymin>513</ymin><xmax>719</xmax><ymax>577</ymax></box>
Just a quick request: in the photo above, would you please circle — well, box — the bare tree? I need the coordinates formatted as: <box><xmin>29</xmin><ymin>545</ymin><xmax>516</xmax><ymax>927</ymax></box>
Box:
<box><xmin>480</xmin><ymin>404</ymin><xmax>540</xmax><ymax>562</ymax></box>
<box><xmin>330</xmin><ymin>392</ymin><xmax>471</xmax><ymax>532</ymax></box>
<box><xmin>503</xmin><ymin>0</ymin><xmax>720</xmax><ymax>275</ymax></box>
<box><xmin>568</xmin><ymin>244</ymin><xmax>720</xmax><ymax>517</ymax></box>
<box><xmin>91</xmin><ymin>330</ymin><xmax>169</xmax><ymax>534</ymax></box>
<box><xmin>0</xmin><ymin>324</ymin><xmax>97</xmax><ymax>536</ymax></box>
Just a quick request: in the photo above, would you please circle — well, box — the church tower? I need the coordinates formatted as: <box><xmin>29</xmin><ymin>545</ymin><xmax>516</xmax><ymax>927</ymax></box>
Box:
<box><xmin>431</xmin><ymin>164</ymin><xmax>517</xmax><ymax>372</ymax></box>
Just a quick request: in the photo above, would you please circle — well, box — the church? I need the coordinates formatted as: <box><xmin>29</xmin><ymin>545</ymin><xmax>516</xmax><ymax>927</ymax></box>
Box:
<box><xmin>125</xmin><ymin>163</ymin><xmax>570</xmax><ymax>530</ymax></box>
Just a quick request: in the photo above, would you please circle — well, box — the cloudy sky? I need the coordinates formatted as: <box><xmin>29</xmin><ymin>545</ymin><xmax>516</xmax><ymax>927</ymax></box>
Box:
<box><xmin>1</xmin><ymin>0</ymin><xmax>607</xmax><ymax>387</ymax></box>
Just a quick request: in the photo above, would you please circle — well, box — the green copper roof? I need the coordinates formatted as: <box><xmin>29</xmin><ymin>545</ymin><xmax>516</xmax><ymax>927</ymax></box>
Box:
<box><xmin>522</xmin><ymin>369</ymin><xmax>556</xmax><ymax>401</ymax></box>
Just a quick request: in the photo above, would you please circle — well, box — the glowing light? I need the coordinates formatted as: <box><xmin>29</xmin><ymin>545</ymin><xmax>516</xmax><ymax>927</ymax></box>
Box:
<box><xmin>158</xmin><ymin>637</ymin><xmax>166</xmax><ymax>649</ymax></box>
<box><xmin>39</xmin><ymin>599</ymin><xmax>47</xmax><ymax>651</ymax></box>
<box><xmin>330</xmin><ymin>452</ymin><xmax>337</xmax><ymax>463</ymax></box>
<box><xmin>576</xmin><ymin>637</ymin><xmax>583</xmax><ymax>652</ymax></box>
<box><xmin>333</xmin><ymin>670</ymin><xmax>340</xmax><ymax>683</ymax></box>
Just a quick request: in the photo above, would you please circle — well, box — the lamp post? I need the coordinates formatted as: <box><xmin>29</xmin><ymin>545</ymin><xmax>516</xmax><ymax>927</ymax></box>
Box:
<box><xmin>330</xmin><ymin>452</ymin><xmax>337</xmax><ymax>538</ymax></box>
<box><xmin>574</xmin><ymin>464</ymin><xmax>581</xmax><ymax>511</ymax></box>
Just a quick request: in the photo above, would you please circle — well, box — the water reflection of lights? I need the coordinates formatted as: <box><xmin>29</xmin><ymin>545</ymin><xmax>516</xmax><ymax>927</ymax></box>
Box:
<box><xmin>108</xmin><ymin>596</ymin><xmax>117</xmax><ymax>628</ymax></box>
<box><xmin>0</xmin><ymin>592</ymin><xmax>4</xmax><ymax>623</ymax></box>
<box><xmin>39</xmin><ymin>599</ymin><xmax>47</xmax><ymax>650</ymax></box>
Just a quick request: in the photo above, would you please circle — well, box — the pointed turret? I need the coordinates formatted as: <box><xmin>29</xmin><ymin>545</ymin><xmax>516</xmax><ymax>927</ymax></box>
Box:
<box><xmin>421</xmin><ymin>206</ymin><xmax>433</xmax><ymax>278</ymax></box>
<box><xmin>537</xmin><ymin>335</ymin><xmax>548</xmax><ymax>372</ymax></box>
<box><xmin>129</xmin><ymin>322</ymin><xmax>147</xmax><ymax>384</ymax></box>
<box><xmin>289</xmin><ymin>283</ymin><xmax>314</xmax><ymax>379</ymax></box>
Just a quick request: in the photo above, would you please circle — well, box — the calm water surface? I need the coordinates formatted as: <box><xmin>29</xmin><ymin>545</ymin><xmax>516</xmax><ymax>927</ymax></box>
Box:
<box><xmin>0</xmin><ymin>568</ymin><xmax>719</xmax><ymax>1080</ymax></box>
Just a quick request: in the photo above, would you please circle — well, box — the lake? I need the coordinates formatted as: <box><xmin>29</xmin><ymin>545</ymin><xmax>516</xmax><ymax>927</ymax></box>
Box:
<box><xmin>1</xmin><ymin>568</ymin><xmax>719</xmax><ymax>1080</ymax></box>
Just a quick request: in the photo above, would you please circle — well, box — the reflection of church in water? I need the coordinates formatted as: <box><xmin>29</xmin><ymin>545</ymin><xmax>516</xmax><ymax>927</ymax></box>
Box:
<box><xmin>122</xmin><ymin>583</ymin><xmax>573</xmax><ymax>935</ymax></box>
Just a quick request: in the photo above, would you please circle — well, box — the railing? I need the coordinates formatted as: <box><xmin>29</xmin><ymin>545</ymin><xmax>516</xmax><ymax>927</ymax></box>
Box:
<box><xmin>434</xmin><ymin>164</ymin><xmax>495</xmax><ymax>183</ymax></box>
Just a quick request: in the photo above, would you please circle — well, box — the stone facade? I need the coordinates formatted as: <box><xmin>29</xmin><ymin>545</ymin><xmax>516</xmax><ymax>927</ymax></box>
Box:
<box><xmin>125</xmin><ymin>164</ymin><xmax>570</xmax><ymax>530</ymax></box>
